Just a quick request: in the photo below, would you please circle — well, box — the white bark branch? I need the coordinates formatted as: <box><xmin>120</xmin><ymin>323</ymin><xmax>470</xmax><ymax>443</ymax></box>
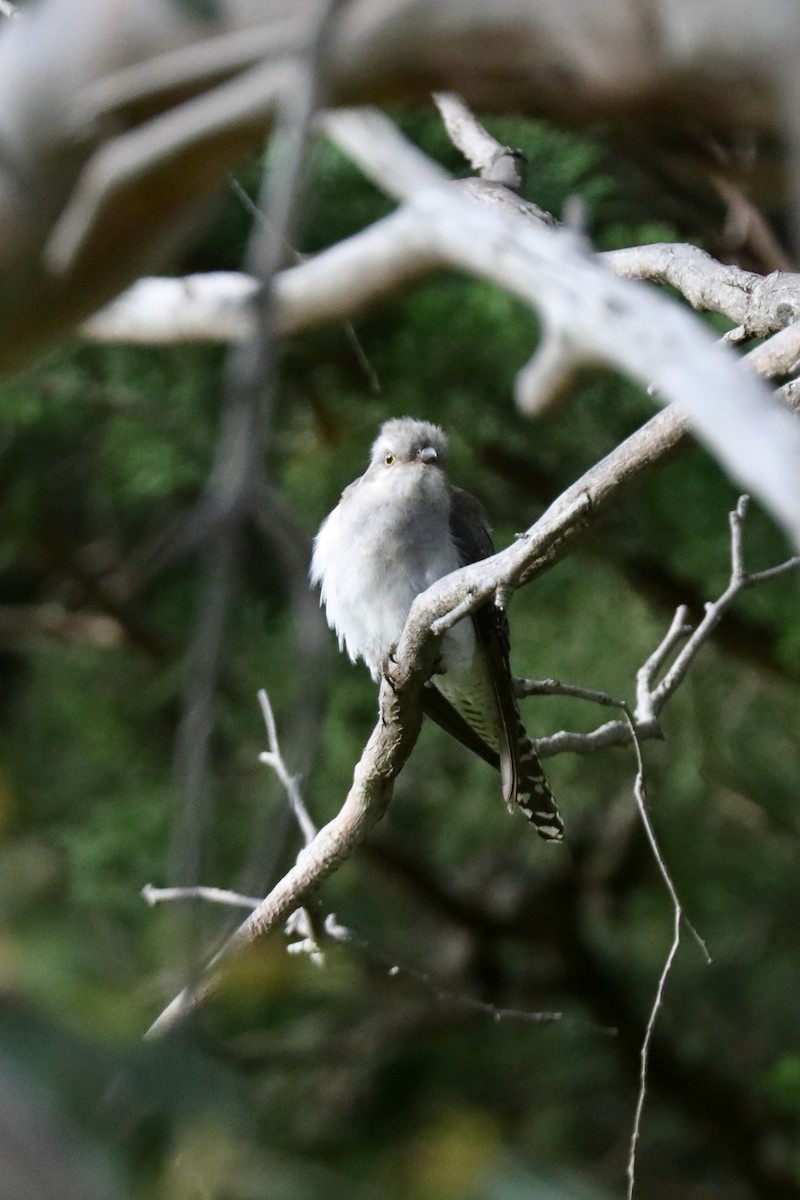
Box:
<box><xmin>79</xmin><ymin>102</ymin><xmax>800</xmax><ymax>544</ymax></box>
<box><xmin>604</xmin><ymin>243</ymin><xmax>800</xmax><ymax>341</ymax></box>
<box><xmin>520</xmin><ymin>499</ymin><xmax>799</xmax><ymax>759</ymax></box>
<box><xmin>83</xmin><ymin>178</ymin><xmax>800</xmax><ymax>547</ymax></box>
<box><xmin>81</xmin><ymin>273</ymin><xmax>261</xmax><ymax>342</ymax></box>
<box><xmin>146</xmin><ymin>656</ymin><xmax>423</xmax><ymax>1035</ymax></box>
<box><xmin>1</xmin><ymin>0</ymin><xmax>800</xmax><ymax>371</ymax></box>
<box><xmin>81</xmin><ymin>244</ymin><xmax>800</xmax><ymax>388</ymax></box>
<box><xmin>145</xmin><ymin>463</ymin><xmax>796</xmax><ymax>1036</ymax></box>
<box><xmin>433</xmin><ymin>91</ymin><xmax>525</xmax><ymax>190</ymax></box>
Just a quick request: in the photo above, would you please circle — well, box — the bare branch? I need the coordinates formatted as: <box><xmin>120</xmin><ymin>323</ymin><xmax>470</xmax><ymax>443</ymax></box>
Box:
<box><xmin>624</xmin><ymin>711</ymin><xmax>709</xmax><ymax>1200</ymax></box>
<box><xmin>628</xmin><ymin>905</ymin><xmax>681</xmax><ymax>1200</ymax></box>
<box><xmin>81</xmin><ymin>111</ymin><xmax>800</xmax><ymax>543</ymax></box>
<box><xmin>73</xmin><ymin>18</ymin><xmax>311</xmax><ymax>128</ymax></box>
<box><xmin>257</xmin><ymin>686</ymin><xmax>326</xmax><ymax>961</ymax></box>
<box><xmin>143</xmin><ymin>883</ymin><xmax>260</xmax><ymax>910</ymax></box>
<box><xmin>258</xmin><ymin>689</ymin><xmax>317</xmax><ymax>846</ymax></box>
<box><xmin>743</xmin><ymin>317</ymin><xmax>800</xmax><ymax>379</ymax></box>
<box><xmin>81</xmin><ymin>273</ymin><xmax>260</xmax><ymax>343</ymax></box>
<box><xmin>44</xmin><ymin>58</ymin><xmax>296</xmax><ymax>274</ymax></box>
<box><xmin>515</xmin><ymin>678</ymin><xmax>626</xmax><ymax>708</ymax></box>
<box><xmin>3</xmin><ymin>0</ymin><xmax>800</xmax><ymax>374</ymax></box>
<box><xmin>319</xmin><ymin>110</ymin><xmax>800</xmax><ymax>545</ymax></box>
<box><xmin>146</xmin><ymin>478</ymin><xmax>783</xmax><ymax>1034</ymax></box>
<box><xmin>604</xmin><ymin>243</ymin><xmax>800</xmax><ymax>341</ymax></box>
<box><xmin>514</xmin><ymin>326</ymin><xmax>581</xmax><ymax>414</ymax></box>
<box><xmin>521</xmin><ymin>497</ymin><xmax>798</xmax><ymax>757</ymax></box>
<box><xmin>746</xmin><ymin>556</ymin><xmax>800</xmax><ymax>586</ymax></box>
<box><xmin>318</xmin><ymin>106</ymin><xmax>448</xmax><ymax>200</ymax></box>
<box><xmin>82</xmin><ymin>248</ymin><xmax>800</xmax><ymax>388</ymax></box>
<box><xmin>651</xmin><ymin>498</ymin><xmax>799</xmax><ymax>712</ymax></box>
<box><xmin>730</xmin><ymin>494</ymin><xmax>748</xmax><ymax>582</ymax></box>
<box><xmin>433</xmin><ymin>92</ymin><xmax>525</xmax><ymax>190</ymax></box>
<box><xmin>635</xmin><ymin>606</ymin><xmax>693</xmax><ymax>722</ymax></box>
<box><xmin>145</xmin><ymin>645</ymin><xmax>430</xmax><ymax>1036</ymax></box>
<box><xmin>145</xmin><ymin>474</ymin><xmax>795</xmax><ymax>1037</ymax></box>
<box><xmin>142</xmin><ymin>881</ymin><xmax>603</xmax><ymax>1031</ymax></box>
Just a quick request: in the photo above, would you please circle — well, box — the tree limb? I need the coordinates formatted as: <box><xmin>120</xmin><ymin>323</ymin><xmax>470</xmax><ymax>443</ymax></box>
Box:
<box><xmin>145</xmin><ymin>478</ymin><xmax>797</xmax><ymax>1035</ymax></box>
<box><xmin>521</xmin><ymin>498</ymin><xmax>799</xmax><ymax>757</ymax></box>
<box><xmin>2</xmin><ymin>0</ymin><xmax>800</xmax><ymax>372</ymax></box>
<box><xmin>82</xmin><ymin>107</ymin><xmax>800</xmax><ymax>545</ymax></box>
<box><xmin>603</xmin><ymin>243</ymin><xmax>800</xmax><ymax>341</ymax></box>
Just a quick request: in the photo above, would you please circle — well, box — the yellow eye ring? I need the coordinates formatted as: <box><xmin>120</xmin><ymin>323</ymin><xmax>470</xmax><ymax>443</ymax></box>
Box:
<box><xmin>384</xmin><ymin>452</ymin><xmax>396</xmax><ymax>466</ymax></box>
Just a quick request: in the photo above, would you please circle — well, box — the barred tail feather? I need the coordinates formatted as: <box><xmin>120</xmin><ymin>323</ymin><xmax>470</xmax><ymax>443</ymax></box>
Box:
<box><xmin>516</xmin><ymin>732</ymin><xmax>564</xmax><ymax>842</ymax></box>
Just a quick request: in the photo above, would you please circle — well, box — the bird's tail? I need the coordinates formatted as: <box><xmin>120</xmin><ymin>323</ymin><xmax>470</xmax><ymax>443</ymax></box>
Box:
<box><xmin>514</xmin><ymin>717</ymin><xmax>564</xmax><ymax>841</ymax></box>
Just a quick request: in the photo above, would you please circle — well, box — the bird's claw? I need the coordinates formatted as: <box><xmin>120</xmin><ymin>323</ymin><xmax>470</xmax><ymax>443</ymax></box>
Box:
<box><xmin>381</xmin><ymin>645</ymin><xmax>400</xmax><ymax>692</ymax></box>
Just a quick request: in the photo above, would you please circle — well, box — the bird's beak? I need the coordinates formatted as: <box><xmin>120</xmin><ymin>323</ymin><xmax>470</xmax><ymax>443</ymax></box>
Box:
<box><xmin>417</xmin><ymin>446</ymin><xmax>438</xmax><ymax>464</ymax></box>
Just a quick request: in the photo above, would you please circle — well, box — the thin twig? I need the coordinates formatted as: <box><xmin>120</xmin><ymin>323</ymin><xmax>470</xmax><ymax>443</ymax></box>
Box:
<box><xmin>522</xmin><ymin>496</ymin><xmax>799</xmax><ymax>757</ymax></box>
<box><xmin>515</xmin><ymin>677</ymin><xmax>626</xmax><ymax>708</ymax></box>
<box><xmin>652</xmin><ymin>496</ymin><xmax>799</xmax><ymax>710</ymax></box>
<box><xmin>433</xmin><ymin>92</ymin><xmax>525</xmax><ymax>191</ymax></box>
<box><xmin>257</xmin><ymin>687</ymin><xmax>325</xmax><ymax>958</ymax></box>
<box><xmin>258</xmin><ymin>688</ymin><xmax>316</xmax><ymax>845</ymax></box>
<box><xmin>635</xmin><ymin>606</ymin><xmax>693</xmax><ymax>722</ymax></box>
<box><xmin>323</xmin><ymin>916</ymin><xmax>611</xmax><ymax>1032</ymax></box>
<box><xmin>625</xmin><ymin>712</ymin><xmax>711</xmax><ymax>964</ymax></box>
<box><xmin>624</xmin><ymin>712</ymin><xmax>679</xmax><ymax>1200</ymax></box>
<box><xmin>146</xmin><ymin>483</ymin><xmax>792</xmax><ymax>1034</ymax></box>
<box><xmin>627</xmin><ymin>904</ymin><xmax>681</xmax><ymax>1200</ymax></box>
<box><xmin>730</xmin><ymin>494</ymin><xmax>748</xmax><ymax>582</ymax></box>
<box><xmin>229</xmin><ymin>171</ymin><xmax>380</xmax><ymax>392</ymax></box>
<box><xmin>143</xmin><ymin>883</ymin><xmax>261</xmax><ymax>909</ymax></box>
<box><xmin>622</xmin><ymin>710</ymin><xmax>710</xmax><ymax>1200</ymax></box>
<box><xmin>746</xmin><ymin>557</ymin><xmax>800</xmax><ymax>585</ymax></box>
<box><xmin>141</xmin><ymin>880</ymin><xmax>609</xmax><ymax>1033</ymax></box>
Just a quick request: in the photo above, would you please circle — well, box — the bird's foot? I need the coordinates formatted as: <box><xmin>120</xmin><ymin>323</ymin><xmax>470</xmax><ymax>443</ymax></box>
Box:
<box><xmin>381</xmin><ymin>645</ymin><xmax>400</xmax><ymax>692</ymax></box>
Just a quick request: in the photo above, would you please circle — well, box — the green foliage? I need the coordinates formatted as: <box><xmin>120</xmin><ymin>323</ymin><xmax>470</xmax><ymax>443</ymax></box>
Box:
<box><xmin>0</xmin><ymin>111</ymin><xmax>798</xmax><ymax>1200</ymax></box>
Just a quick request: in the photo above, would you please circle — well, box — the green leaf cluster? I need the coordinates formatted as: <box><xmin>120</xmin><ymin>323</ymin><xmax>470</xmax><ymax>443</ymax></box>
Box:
<box><xmin>0</xmin><ymin>113</ymin><xmax>798</xmax><ymax>1200</ymax></box>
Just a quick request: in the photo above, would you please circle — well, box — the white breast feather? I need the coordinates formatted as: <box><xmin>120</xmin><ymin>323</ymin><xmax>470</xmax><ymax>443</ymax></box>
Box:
<box><xmin>311</xmin><ymin>474</ymin><xmax>477</xmax><ymax>682</ymax></box>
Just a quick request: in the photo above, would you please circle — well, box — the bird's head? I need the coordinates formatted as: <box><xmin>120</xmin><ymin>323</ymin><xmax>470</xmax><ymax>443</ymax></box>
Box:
<box><xmin>368</xmin><ymin>418</ymin><xmax>448</xmax><ymax>474</ymax></box>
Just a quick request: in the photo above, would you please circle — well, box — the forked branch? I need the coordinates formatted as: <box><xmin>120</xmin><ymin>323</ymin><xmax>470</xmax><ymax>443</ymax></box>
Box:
<box><xmin>519</xmin><ymin>495</ymin><xmax>799</xmax><ymax>758</ymax></box>
<box><xmin>145</xmin><ymin>495</ymin><xmax>795</xmax><ymax>1035</ymax></box>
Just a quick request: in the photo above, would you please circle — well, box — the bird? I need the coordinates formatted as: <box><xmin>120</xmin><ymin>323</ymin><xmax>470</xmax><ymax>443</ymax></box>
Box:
<box><xmin>310</xmin><ymin>417</ymin><xmax>563</xmax><ymax>841</ymax></box>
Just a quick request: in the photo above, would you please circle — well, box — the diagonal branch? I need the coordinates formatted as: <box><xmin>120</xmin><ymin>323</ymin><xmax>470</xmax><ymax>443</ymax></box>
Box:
<box><xmin>85</xmin><ymin>110</ymin><xmax>800</xmax><ymax>545</ymax></box>
<box><xmin>433</xmin><ymin>91</ymin><xmax>525</xmax><ymax>190</ymax></box>
<box><xmin>320</xmin><ymin>108</ymin><xmax>800</xmax><ymax>546</ymax></box>
<box><xmin>603</xmin><ymin>243</ymin><xmax>800</xmax><ymax>341</ymax></box>
<box><xmin>519</xmin><ymin>497</ymin><xmax>799</xmax><ymax>758</ymax></box>
<box><xmin>144</xmin><ymin>493</ymin><xmax>792</xmax><ymax>1034</ymax></box>
<box><xmin>146</xmin><ymin>643</ymin><xmax>431</xmax><ymax>1036</ymax></box>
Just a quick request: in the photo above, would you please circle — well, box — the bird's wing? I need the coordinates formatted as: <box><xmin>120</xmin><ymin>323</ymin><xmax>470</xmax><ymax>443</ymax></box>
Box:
<box><xmin>444</xmin><ymin>485</ymin><xmax>520</xmax><ymax>808</ymax></box>
<box><xmin>421</xmin><ymin>682</ymin><xmax>501</xmax><ymax>771</ymax></box>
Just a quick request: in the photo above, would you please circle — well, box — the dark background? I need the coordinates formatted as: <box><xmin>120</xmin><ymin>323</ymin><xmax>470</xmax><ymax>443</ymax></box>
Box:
<box><xmin>0</xmin><ymin>111</ymin><xmax>798</xmax><ymax>1200</ymax></box>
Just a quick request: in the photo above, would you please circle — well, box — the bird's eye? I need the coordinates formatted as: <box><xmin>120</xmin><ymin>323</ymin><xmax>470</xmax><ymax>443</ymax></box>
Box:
<box><xmin>384</xmin><ymin>452</ymin><xmax>396</xmax><ymax>466</ymax></box>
